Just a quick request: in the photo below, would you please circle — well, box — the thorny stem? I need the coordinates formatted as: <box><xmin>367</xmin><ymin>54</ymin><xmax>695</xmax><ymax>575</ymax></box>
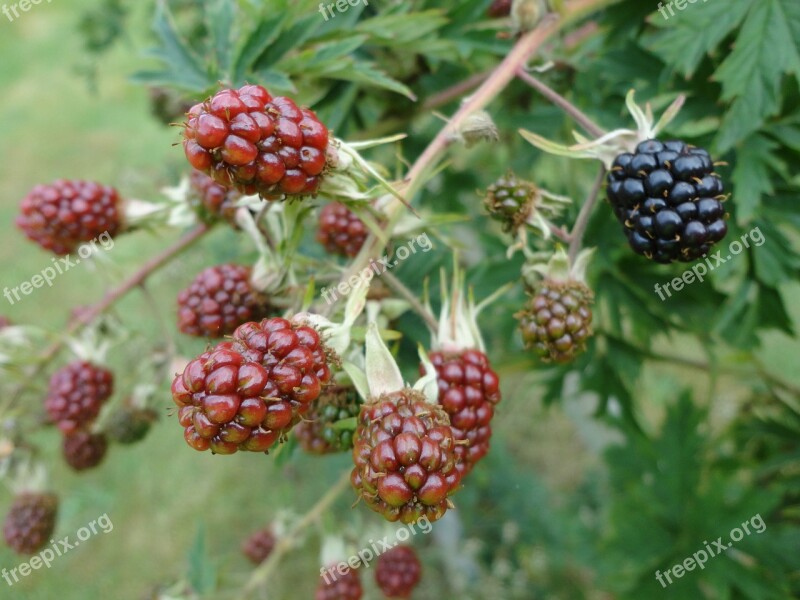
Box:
<box><xmin>4</xmin><ymin>224</ymin><xmax>210</xmax><ymax>412</ymax></box>
<box><xmin>382</xmin><ymin>271</ymin><xmax>440</xmax><ymax>331</ymax></box>
<box><xmin>515</xmin><ymin>68</ymin><xmax>606</xmax><ymax>138</ymax></box>
<box><xmin>568</xmin><ymin>168</ymin><xmax>605</xmax><ymax>264</ymax></box>
<box><xmin>241</xmin><ymin>471</ymin><xmax>353</xmax><ymax>598</ymax></box>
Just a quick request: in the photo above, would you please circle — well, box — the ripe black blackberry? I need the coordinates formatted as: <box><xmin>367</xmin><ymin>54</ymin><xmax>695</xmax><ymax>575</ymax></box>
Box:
<box><xmin>607</xmin><ymin>140</ymin><xmax>728</xmax><ymax>263</ymax></box>
<box><xmin>3</xmin><ymin>493</ymin><xmax>58</xmax><ymax>555</ymax></box>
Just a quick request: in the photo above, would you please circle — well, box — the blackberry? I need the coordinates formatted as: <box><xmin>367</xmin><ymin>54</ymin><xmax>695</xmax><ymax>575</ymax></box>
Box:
<box><xmin>241</xmin><ymin>527</ymin><xmax>276</xmax><ymax>565</ymax></box>
<box><xmin>316</xmin><ymin>566</ymin><xmax>363</xmax><ymax>600</ymax></box>
<box><xmin>607</xmin><ymin>139</ymin><xmax>728</xmax><ymax>263</ymax></box>
<box><xmin>484</xmin><ymin>171</ymin><xmax>536</xmax><ymax>233</ymax></box>
<box><xmin>351</xmin><ymin>389</ymin><xmax>460</xmax><ymax>524</ymax></box>
<box><xmin>105</xmin><ymin>407</ymin><xmax>158</xmax><ymax>445</ymax></box>
<box><xmin>183</xmin><ymin>85</ymin><xmax>331</xmax><ymax>199</ymax></box>
<box><xmin>518</xmin><ymin>279</ymin><xmax>593</xmax><ymax>363</ymax></box>
<box><xmin>16</xmin><ymin>180</ymin><xmax>122</xmax><ymax>255</ymax></box>
<box><xmin>189</xmin><ymin>169</ymin><xmax>240</xmax><ymax>225</ymax></box>
<box><xmin>488</xmin><ymin>0</ymin><xmax>512</xmax><ymax>17</ymax></box>
<box><xmin>45</xmin><ymin>361</ymin><xmax>114</xmax><ymax>435</ymax></box>
<box><xmin>295</xmin><ymin>387</ymin><xmax>362</xmax><ymax>455</ymax></box>
<box><xmin>3</xmin><ymin>493</ymin><xmax>58</xmax><ymax>555</ymax></box>
<box><xmin>177</xmin><ymin>264</ymin><xmax>269</xmax><ymax>338</ymax></box>
<box><xmin>375</xmin><ymin>545</ymin><xmax>422</xmax><ymax>599</ymax></box>
<box><xmin>171</xmin><ymin>317</ymin><xmax>332</xmax><ymax>454</ymax></box>
<box><xmin>425</xmin><ymin>350</ymin><xmax>501</xmax><ymax>478</ymax></box>
<box><xmin>63</xmin><ymin>431</ymin><xmax>109</xmax><ymax>471</ymax></box>
<box><xmin>316</xmin><ymin>203</ymin><xmax>368</xmax><ymax>258</ymax></box>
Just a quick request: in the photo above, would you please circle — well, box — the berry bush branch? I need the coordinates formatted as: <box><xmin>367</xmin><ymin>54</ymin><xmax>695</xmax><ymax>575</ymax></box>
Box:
<box><xmin>241</xmin><ymin>470</ymin><xmax>352</xmax><ymax>598</ymax></box>
<box><xmin>326</xmin><ymin>0</ymin><xmax>617</xmax><ymax>314</ymax></box>
<box><xmin>515</xmin><ymin>68</ymin><xmax>605</xmax><ymax>138</ymax></box>
<box><xmin>4</xmin><ymin>223</ymin><xmax>211</xmax><ymax>413</ymax></box>
<box><xmin>568</xmin><ymin>168</ymin><xmax>605</xmax><ymax>264</ymax></box>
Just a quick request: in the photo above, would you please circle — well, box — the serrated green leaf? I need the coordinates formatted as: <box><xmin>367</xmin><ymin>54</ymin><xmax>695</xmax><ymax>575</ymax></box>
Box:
<box><xmin>231</xmin><ymin>14</ymin><xmax>286</xmax><ymax>85</ymax></box>
<box><xmin>714</xmin><ymin>0</ymin><xmax>800</xmax><ymax>150</ymax></box>
<box><xmin>646</xmin><ymin>0</ymin><xmax>752</xmax><ymax>78</ymax></box>
<box><xmin>731</xmin><ymin>134</ymin><xmax>787</xmax><ymax>223</ymax></box>
<box><xmin>207</xmin><ymin>0</ymin><xmax>236</xmax><ymax>77</ymax></box>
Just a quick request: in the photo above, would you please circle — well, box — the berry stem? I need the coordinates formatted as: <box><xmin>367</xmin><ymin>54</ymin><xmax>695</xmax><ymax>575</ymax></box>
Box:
<box><xmin>515</xmin><ymin>68</ymin><xmax>605</xmax><ymax>138</ymax></box>
<box><xmin>323</xmin><ymin>0</ymin><xmax>615</xmax><ymax>314</ymax></box>
<box><xmin>3</xmin><ymin>224</ymin><xmax>211</xmax><ymax>414</ymax></box>
<box><xmin>382</xmin><ymin>271</ymin><xmax>440</xmax><ymax>331</ymax></box>
<box><xmin>240</xmin><ymin>470</ymin><xmax>352</xmax><ymax>598</ymax></box>
<box><xmin>567</xmin><ymin>168</ymin><xmax>605</xmax><ymax>264</ymax></box>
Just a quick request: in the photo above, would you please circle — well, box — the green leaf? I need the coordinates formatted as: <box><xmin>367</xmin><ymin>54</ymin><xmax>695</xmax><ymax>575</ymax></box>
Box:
<box><xmin>207</xmin><ymin>0</ymin><xmax>236</xmax><ymax>76</ymax></box>
<box><xmin>186</xmin><ymin>524</ymin><xmax>216</xmax><ymax>594</ymax></box>
<box><xmin>646</xmin><ymin>0</ymin><xmax>752</xmax><ymax>78</ymax></box>
<box><xmin>714</xmin><ymin>0</ymin><xmax>800</xmax><ymax>150</ymax></box>
<box><xmin>139</xmin><ymin>0</ymin><xmax>210</xmax><ymax>92</ymax></box>
<box><xmin>731</xmin><ymin>134</ymin><xmax>787</xmax><ymax>223</ymax></box>
<box><xmin>231</xmin><ymin>14</ymin><xmax>286</xmax><ymax>86</ymax></box>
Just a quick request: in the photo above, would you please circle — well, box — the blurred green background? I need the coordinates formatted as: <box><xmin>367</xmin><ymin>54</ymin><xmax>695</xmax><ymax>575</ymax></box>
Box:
<box><xmin>1</xmin><ymin>1</ymin><xmax>799</xmax><ymax>599</ymax></box>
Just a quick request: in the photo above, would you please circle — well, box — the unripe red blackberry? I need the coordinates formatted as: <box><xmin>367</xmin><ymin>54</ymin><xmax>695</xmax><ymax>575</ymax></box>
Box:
<box><xmin>63</xmin><ymin>431</ymin><xmax>109</xmax><ymax>471</ymax></box>
<box><xmin>45</xmin><ymin>361</ymin><xmax>114</xmax><ymax>435</ymax></box>
<box><xmin>518</xmin><ymin>280</ymin><xmax>593</xmax><ymax>363</ymax></box>
<box><xmin>351</xmin><ymin>389</ymin><xmax>460</xmax><ymax>524</ymax></box>
<box><xmin>375</xmin><ymin>545</ymin><xmax>422</xmax><ymax>599</ymax></box>
<box><xmin>295</xmin><ymin>387</ymin><xmax>362</xmax><ymax>455</ymax></box>
<box><xmin>16</xmin><ymin>180</ymin><xmax>122</xmax><ymax>255</ymax></box>
<box><xmin>316</xmin><ymin>566</ymin><xmax>363</xmax><ymax>600</ymax></box>
<box><xmin>316</xmin><ymin>203</ymin><xmax>368</xmax><ymax>257</ymax></box>
<box><xmin>488</xmin><ymin>0</ymin><xmax>512</xmax><ymax>17</ymax></box>
<box><xmin>607</xmin><ymin>139</ymin><xmax>729</xmax><ymax>263</ymax></box>
<box><xmin>105</xmin><ymin>407</ymin><xmax>158</xmax><ymax>445</ymax></box>
<box><xmin>425</xmin><ymin>350</ymin><xmax>500</xmax><ymax>477</ymax></box>
<box><xmin>3</xmin><ymin>493</ymin><xmax>58</xmax><ymax>555</ymax></box>
<box><xmin>177</xmin><ymin>264</ymin><xmax>269</xmax><ymax>338</ymax></box>
<box><xmin>171</xmin><ymin>318</ymin><xmax>332</xmax><ymax>454</ymax></box>
<box><xmin>241</xmin><ymin>527</ymin><xmax>276</xmax><ymax>565</ymax></box>
<box><xmin>189</xmin><ymin>169</ymin><xmax>240</xmax><ymax>225</ymax></box>
<box><xmin>183</xmin><ymin>84</ymin><xmax>331</xmax><ymax>199</ymax></box>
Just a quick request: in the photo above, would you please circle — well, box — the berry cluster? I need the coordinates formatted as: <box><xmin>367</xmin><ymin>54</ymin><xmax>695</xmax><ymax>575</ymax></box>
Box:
<box><xmin>316</xmin><ymin>567</ymin><xmax>363</xmax><ymax>600</ymax></box>
<box><xmin>189</xmin><ymin>169</ymin><xmax>240</xmax><ymax>225</ymax></box>
<box><xmin>183</xmin><ymin>85</ymin><xmax>330</xmax><ymax>199</ymax></box>
<box><xmin>16</xmin><ymin>180</ymin><xmax>122</xmax><ymax>255</ymax></box>
<box><xmin>607</xmin><ymin>140</ymin><xmax>728</xmax><ymax>263</ymax></box>
<box><xmin>316</xmin><ymin>203</ymin><xmax>369</xmax><ymax>257</ymax></box>
<box><xmin>484</xmin><ymin>171</ymin><xmax>535</xmax><ymax>233</ymax></box>
<box><xmin>3</xmin><ymin>493</ymin><xmax>58</xmax><ymax>555</ymax></box>
<box><xmin>375</xmin><ymin>545</ymin><xmax>422</xmax><ymax>599</ymax></box>
<box><xmin>45</xmin><ymin>361</ymin><xmax>114</xmax><ymax>434</ymax></box>
<box><xmin>177</xmin><ymin>264</ymin><xmax>269</xmax><ymax>338</ymax></box>
<box><xmin>241</xmin><ymin>527</ymin><xmax>276</xmax><ymax>565</ymax></box>
<box><xmin>426</xmin><ymin>350</ymin><xmax>501</xmax><ymax>477</ymax></box>
<box><xmin>296</xmin><ymin>387</ymin><xmax>362</xmax><ymax>454</ymax></box>
<box><xmin>351</xmin><ymin>390</ymin><xmax>460</xmax><ymax>524</ymax></box>
<box><xmin>63</xmin><ymin>431</ymin><xmax>109</xmax><ymax>471</ymax></box>
<box><xmin>518</xmin><ymin>280</ymin><xmax>593</xmax><ymax>363</ymax></box>
<box><xmin>171</xmin><ymin>317</ymin><xmax>332</xmax><ymax>454</ymax></box>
